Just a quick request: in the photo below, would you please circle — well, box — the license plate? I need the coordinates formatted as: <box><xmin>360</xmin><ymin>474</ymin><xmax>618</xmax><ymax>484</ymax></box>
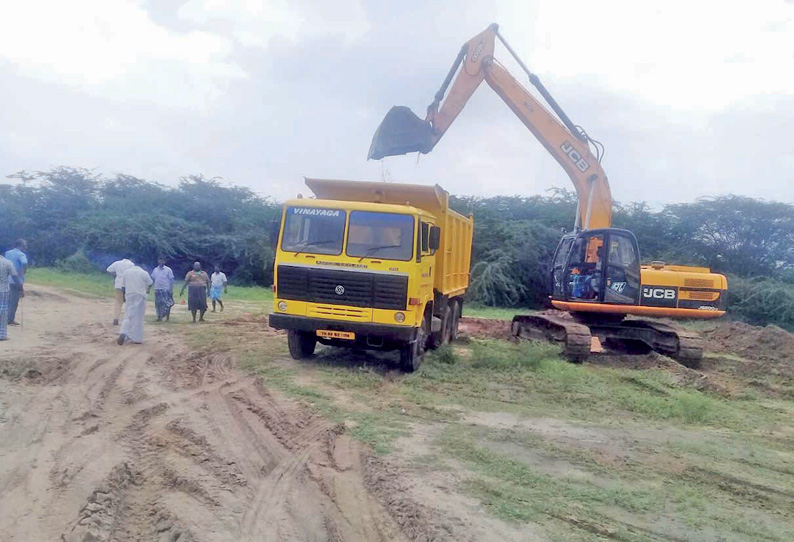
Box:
<box><xmin>316</xmin><ymin>330</ymin><xmax>355</xmax><ymax>340</ymax></box>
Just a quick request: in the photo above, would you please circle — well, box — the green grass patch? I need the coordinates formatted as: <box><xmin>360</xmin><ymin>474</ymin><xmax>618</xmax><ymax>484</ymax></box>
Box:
<box><xmin>316</xmin><ymin>363</ymin><xmax>386</xmax><ymax>390</ymax></box>
<box><xmin>429</xmin><ymin>344</ymin><xmax>458</xmax><ymax>365</ymax></box>
<box><xmin>402</xmin><ymin>340</ymin><xmax>767</xmax><ymax>430</ymax></box>
<box><xmin>27</xmin><ymin>267</ymin><xmax>273</xmax><ymax>305</ymax></box>
<box><xmin>464</xmin><ymin>304</ymin><xmax>524</xmax><ymax>320</ymax></box>
<box><xmin>439</xmin><ymin>424</ymin><xmax>794</xmax><ymax>540</ymax></box>
<box><xmin>471</xmin><ymin>339</ymin><xmax>548</xmax><ymax>370</ymax></box>
<box><xmin>222</xmin><ymin>284</ymin><xmax>273</xmax><ymax>304</ymax></box>
<box><xmin>439</xmin><ymin>426</ymin><xmax>662</xmax><ymax>520</ymax></box>
<box><xmin>27</xmin><ymin>267</ymin><xmax>114</xmax><ymax>297</ymax></box>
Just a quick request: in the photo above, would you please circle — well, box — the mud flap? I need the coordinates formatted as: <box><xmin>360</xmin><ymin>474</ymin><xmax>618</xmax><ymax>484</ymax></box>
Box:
<box><xmin>367</xmin><ymin>106</ymin><xmax>435</xmax><ymax>160</ymax></box>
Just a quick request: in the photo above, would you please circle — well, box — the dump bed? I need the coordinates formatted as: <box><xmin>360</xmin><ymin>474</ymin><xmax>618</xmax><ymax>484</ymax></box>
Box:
<box><xmin>436</xmin><ymin>205</ymin><xmax>474</xmax><ymax>296</ymax></box>
<box><xmin>305</xmin><ymin>178</ymin><xmax>473</xmax><ymax>296</ymax></box>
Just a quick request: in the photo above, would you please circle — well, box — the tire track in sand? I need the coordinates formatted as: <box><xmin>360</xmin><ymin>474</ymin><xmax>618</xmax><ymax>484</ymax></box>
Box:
<box><xmin>1</xmin><ymin>286</ymin><xmax>417</xmax><ymax>542</ymax></box>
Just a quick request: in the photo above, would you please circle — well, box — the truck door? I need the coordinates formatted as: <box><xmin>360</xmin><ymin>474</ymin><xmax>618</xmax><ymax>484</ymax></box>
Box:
<box><xmin>418</xmin><ymin>220</ymin><xmax>435</xmax><ymax>300</ymax></box>
<box><xmin>603</xmin><ymin>231</ymin><xmax>641</xmax><ymax>305</ymax></box>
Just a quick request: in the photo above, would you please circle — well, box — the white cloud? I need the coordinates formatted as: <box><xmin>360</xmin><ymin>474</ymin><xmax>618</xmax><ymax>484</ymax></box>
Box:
<box><xmin>503</xmin><ymin>0</ymin><xmax>794</xmax><ymax>111</ymax></box>
<box><xmin>178</xmin><ymin>0</ymin><xmax>370</xmax><ymax>47</ymax></box>
<box><xmin>0</xmin><ymin>0</ymin><xmax>245</xmax><ymax>108</ymax></box>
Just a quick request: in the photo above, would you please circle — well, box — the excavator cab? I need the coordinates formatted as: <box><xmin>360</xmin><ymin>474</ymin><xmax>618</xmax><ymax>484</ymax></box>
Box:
<box><xmin>551</xmin><ymin>228</ymin><xmax>641</xmax><ymax>307</ymax></box>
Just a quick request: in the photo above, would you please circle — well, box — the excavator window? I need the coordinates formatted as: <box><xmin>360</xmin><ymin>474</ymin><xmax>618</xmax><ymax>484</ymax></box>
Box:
<box><xmin>567</xmin><ymin>233</ymin><xmax>605</xmax><ymax>301</ymax></box>
<box><xmin>559</xmin><ymin>230</ymin><xmax>641</xmax><ymax>305</ymax></box>
<box><xmin>550</xmin><ymin>236</ymin><xmax>573</xmax><ymax>298</ymax></box>
<box><xmin>603</xmin><ymin>232</ymin><xmax>640</xmax><ymax>304</ymax></box>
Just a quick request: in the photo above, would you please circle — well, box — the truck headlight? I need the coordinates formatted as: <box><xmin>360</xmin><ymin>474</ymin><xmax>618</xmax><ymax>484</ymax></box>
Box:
<box><xmin>394</xmin><ymin>312</ymin><xmax>405</xmax><ymax>323</ymax></box>
<box><xmin>278</xmin><ymin>301</ymin><xmax>288</xmax><ymax>311</ymax></box>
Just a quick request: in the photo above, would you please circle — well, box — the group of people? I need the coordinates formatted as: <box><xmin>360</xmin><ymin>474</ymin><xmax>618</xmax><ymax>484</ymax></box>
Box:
<box><xmin>0</xmin><ymin>239</ymin><xmax>28</xmax><ymax>341</ymax></box>
<box><xmin>0</xmin><ymin>243</ymin><xmax>230</xmax><ymax>345</ymax></box>
<box><xmin>107</xmin><ymin>258</ymin><xmax>228</xmax><ymax>345</ymax></box>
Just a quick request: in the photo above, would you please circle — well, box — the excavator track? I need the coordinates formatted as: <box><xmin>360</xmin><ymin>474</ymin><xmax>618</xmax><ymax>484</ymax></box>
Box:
<box><xmin>583</xmin><ymin>318</ymin><xmax>704</xmax><ymax>368</ymax></box>
<box><xmin>674</xmin><ymin>332</ymin><xmax>704</xmax><ymax>369</ymax></box>
<box><xmin>512</xmin><ymin>314</ymin><xmax>592</xmax><ymax>361</ymax></box>
<box><xmin>512</xmin><ymin>314</ymin><xmax>704</xmax><ymax>368</ymax></box>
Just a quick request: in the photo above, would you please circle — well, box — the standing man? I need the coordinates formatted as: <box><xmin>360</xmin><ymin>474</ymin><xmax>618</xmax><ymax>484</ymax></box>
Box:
<box><xmin>180</xmin><ymin>262</ymin><xmax>210</xmax><ymax>323</ymax></box>
<box><xmin>151</xmin><ymin>258</ymin><xmax>175</xmax><ymax>322</ymax></box>
<box><xmin>107</xmin><ymin>255</ymin><xmax>134</xmax><ymax>325</ymax></box>
<box><xmin>5</xmin><ymin>239</ymin><xmax>28</xmax><ymax>326</ymax></box>
<box><xmin>0</xmin><ymin>254</ymin><xmax>18</xmax><ymax>341</ymax></box>
<box><xmin>210</xmin><ymin>265</ymin><xmax>228</xmax><ymax>312</ymax></box>
<box><xmin>118</xmin><ymin>260</ymin><xmax>153</xmax><ymax>345</ymax></box>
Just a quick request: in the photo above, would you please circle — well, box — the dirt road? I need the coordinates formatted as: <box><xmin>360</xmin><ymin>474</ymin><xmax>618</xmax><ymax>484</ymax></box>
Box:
<box><xmin>0</xmin><ymin>288</ymin><xmax>410</xmax><ymax>541</ymax></box>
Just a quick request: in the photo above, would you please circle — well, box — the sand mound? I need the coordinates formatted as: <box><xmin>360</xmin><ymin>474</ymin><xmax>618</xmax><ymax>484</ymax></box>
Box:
<box><xmin>702</xmin><ymin>321</ymin><xmax>794</xmax><ymax>361</ymax></box>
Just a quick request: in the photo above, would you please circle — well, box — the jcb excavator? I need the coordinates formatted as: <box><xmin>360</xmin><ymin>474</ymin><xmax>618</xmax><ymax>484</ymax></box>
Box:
<box><xmin>368</xmin><ymin>23</ymin><xmax>727</xmax><ymax>367</ymax></box>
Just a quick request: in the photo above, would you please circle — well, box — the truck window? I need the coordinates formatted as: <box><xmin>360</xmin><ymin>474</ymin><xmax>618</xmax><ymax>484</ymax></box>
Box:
<box><xmin>347</xmin><ymin>211</ymin><xmax>414</xmax><ymax>261</ymax></box>
<box><xmin>421</xmin><ymin>222</ymin><xmax>429</xmax><ymax>253</ymax></box>
<box><xmin>281</xmin><ymin>206</ymin><xmax>346</xmax><ymax>255</ymax></box>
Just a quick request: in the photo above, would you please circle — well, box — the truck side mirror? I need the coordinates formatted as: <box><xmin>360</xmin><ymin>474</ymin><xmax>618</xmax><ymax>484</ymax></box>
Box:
<box><xmin>268</xmin><ymin>221</ymin><xmax>280</xmax><ymax>246</ymax></box>
<box><xmin>429</xmin><ymin>226</ymin><xmax>441</xmax><ymax>251</ymax></box>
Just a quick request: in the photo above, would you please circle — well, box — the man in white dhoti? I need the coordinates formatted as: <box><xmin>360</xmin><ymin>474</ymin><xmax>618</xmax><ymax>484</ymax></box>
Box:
<box><xmin>117</xmin><ymin>261</ymin><xmax>153</xmax><ymax>345</ymax></box>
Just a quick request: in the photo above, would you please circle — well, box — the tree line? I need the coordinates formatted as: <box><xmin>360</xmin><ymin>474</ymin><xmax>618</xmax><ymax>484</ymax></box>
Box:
<box><xmin>0</xmin><ymin>167</ymin><xmax>282</xmax><ymax>283</ymax></box>
<box><xmin>2</xmin><ymin>167</ymin><xmax>793</xmax><ymax>328</ymax></box>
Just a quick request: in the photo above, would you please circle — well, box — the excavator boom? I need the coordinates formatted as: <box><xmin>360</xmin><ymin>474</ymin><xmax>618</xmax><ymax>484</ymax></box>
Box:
<box><xmin>368</xmin><ymin>23</ymin><xmax>612</xmax><ymax>230</ymax></box>
<box><xmin>369</xmin><ymin>24</ymin><xmax>727</xmax><ymax>366</ymax></box>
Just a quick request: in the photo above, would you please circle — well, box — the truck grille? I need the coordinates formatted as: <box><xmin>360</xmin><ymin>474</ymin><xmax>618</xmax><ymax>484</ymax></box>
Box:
<box><xmin>277</xmin><ymin>265</ymin><xmax>408</xmax><ymax>310</ymax></box>
<box><xmin>307</xmin><ymin>305</ymin><xmax>370</xmax><ymax>320</ymax></box>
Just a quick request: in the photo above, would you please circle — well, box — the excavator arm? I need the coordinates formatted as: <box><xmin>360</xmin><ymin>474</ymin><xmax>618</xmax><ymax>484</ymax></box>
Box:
<box><xmin>368</xmin><ymin>23</ymin><xmax>612</xmax><ymax>230</ymax></box>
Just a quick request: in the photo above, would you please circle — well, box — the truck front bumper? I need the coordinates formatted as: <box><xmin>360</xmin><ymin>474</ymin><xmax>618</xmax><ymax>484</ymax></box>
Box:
<box><xmin>268</xmin><ymin>313</ymin><xmax>417</xmax><ymax>342</ymax></box>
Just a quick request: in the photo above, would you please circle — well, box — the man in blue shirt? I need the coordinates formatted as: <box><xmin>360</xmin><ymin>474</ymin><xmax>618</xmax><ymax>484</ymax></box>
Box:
<box><xmin>4</xmin><ymin>239</ymin><xmax>28</xmax><ymax>326</ymax></box>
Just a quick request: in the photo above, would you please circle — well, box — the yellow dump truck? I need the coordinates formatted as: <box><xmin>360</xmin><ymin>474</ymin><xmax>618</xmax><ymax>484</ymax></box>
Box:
<box><xmin>269</xmin><ymin>178</ymin><xmax>474</xmax><ymax>371</ymax></box>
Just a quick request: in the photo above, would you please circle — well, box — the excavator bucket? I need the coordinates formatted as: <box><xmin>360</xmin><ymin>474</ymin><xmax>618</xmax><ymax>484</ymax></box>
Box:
<box><xmin>367</xmin><ymin>106</ymin><xmax>435</xmax><ymax>160</ymax></box>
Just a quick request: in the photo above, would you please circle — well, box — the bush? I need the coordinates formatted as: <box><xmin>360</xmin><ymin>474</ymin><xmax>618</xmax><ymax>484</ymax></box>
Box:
<box><xmin>727</xmin><ymin>275</ymin><xmax>794</xmax><ymax>331</ymax></box>
<box><xmin>55</xmin><ymin>250</ymin><xmax>96</xmax><ymax>274</ymax></box>
<box><xmin>431</xmin><ymin>344</ymin><xmax>458</xmax><ymax>365</ymax></box>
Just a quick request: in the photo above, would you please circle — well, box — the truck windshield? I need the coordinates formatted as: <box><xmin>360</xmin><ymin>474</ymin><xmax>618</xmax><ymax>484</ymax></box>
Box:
<box><xmin>346</xmin><ymin>211</ymin><xmax>414</xmax><ymax>261</ymax></box>
<box><xmin>281</xmin><ymin>206</ymin><xmax>346</xmax><ymax>255</ymax></box>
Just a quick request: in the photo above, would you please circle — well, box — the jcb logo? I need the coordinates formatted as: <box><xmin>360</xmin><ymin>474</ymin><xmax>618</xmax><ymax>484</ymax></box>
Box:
<box><xmin>560</xmin><ymin>141</ymin><xmax>590</xmax><ymax>172</ymax></box>
<box><xmin>642</xmin><ymin>287</ymin><xmax>676</xmax><ymax>300</ymax></box>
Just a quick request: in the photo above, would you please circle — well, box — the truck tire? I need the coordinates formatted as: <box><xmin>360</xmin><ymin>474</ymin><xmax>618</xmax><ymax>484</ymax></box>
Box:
<box><xmin>440</xmin><ymin>306</ymin><xmax>454</xmax><ymax>345</ymax></box>
<box><xmin>450</xmin><ymin>300</ymin><xmax>461</xmax><ymax>341</ymax></box>
<box><xmin>400</xmin><ymin>317</ymin><xmax>428</xmax><ymax>372</ymax></box>
<box><xmin>288</xmin><ymin>330</ymin><xmax>316</xmax><ymax>360</ymax></box>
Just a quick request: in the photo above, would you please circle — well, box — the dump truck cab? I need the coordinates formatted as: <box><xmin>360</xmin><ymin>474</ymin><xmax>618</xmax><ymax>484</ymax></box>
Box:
<box><xmin>269</xmin><ymin>179</ymin><xmax>473</xmax><ymax>371</ymax></box>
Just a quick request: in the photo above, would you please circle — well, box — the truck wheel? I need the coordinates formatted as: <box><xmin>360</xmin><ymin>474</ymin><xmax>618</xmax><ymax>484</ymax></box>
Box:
<box><xmin>288</xmin><ymin>330</ymin><xmax>316</xmax><ymax>360</ymax></box>
<box><xmin>400</xmin><ymin>317</ymin><xmax>428</xmax><ymax>372</ymax></box>
<box><xmin>450</xmin><ymin>300</ymin><xmax>461</xmax><ymax>341</ymax></box>
<box><xmin>440</xmin><ymin>306</ymin><xmax>454</xmax><ymax>345</ymax></box>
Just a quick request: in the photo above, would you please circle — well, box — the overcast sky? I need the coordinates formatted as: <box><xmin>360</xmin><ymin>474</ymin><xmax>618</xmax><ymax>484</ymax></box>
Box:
<box><xmin>1</xmin><ymin>0</ymin><xmax>792</xmax><ymax>205</ymax></box>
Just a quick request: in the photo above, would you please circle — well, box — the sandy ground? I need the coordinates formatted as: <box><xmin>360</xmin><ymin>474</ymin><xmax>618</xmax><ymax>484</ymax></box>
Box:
<box><xmin>0</xmin><ymin>287</ymin><xmax>410</xmax><ymax>542</ymax></box>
